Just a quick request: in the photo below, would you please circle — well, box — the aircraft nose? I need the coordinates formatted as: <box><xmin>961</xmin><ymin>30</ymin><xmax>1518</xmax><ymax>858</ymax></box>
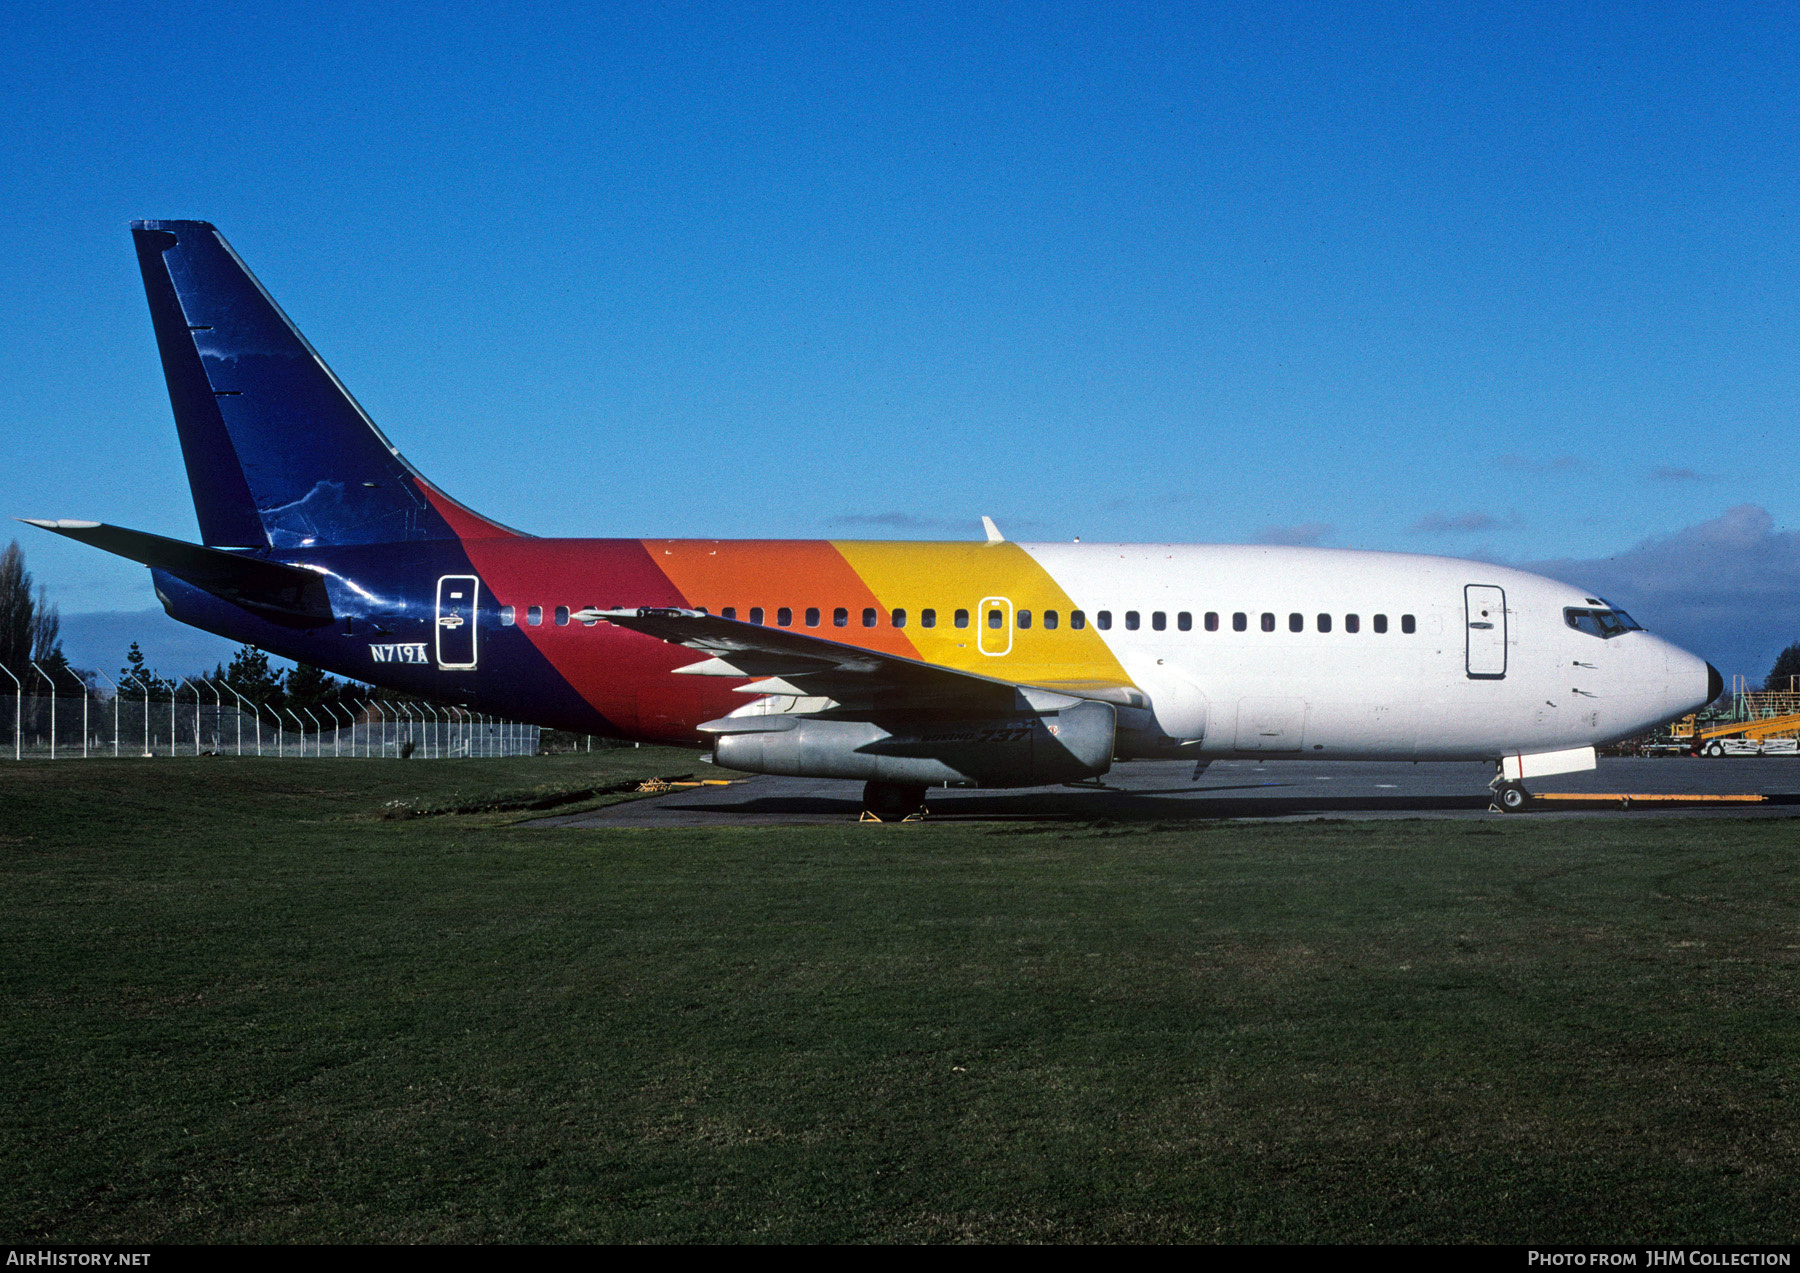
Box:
<box><xmin>1659</xmin><ymin>643</ymin><xmax>1719</xmax><ymax>718</ymax></box>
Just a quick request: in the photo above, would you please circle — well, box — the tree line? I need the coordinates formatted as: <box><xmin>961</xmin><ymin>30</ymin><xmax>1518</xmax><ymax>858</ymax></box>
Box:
<box><xmin>0</xmin><ymin>541</ymin><xmax>70</xmax><ymax>691</ymax></box>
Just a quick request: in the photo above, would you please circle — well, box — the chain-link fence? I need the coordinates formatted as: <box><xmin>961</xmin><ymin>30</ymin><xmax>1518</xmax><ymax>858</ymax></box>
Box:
<box><xmin>0</xmin><ymin>691</ymin><xmax>540</xmax><ymax>759</ymax></box>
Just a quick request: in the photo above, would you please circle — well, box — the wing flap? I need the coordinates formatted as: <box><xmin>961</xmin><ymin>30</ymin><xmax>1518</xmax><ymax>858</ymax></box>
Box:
<box><xmin>582</xmin><ymin>606</ymin><xmax>1133</xmax><ymax>712</ymax></box>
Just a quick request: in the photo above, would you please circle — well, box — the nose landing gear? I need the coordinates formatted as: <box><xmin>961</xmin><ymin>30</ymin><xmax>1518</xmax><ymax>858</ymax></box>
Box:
<box><xmin>1489</xmin><ymin>770</ymin><xmax>1532</xmax><ymax>813</ymax></box>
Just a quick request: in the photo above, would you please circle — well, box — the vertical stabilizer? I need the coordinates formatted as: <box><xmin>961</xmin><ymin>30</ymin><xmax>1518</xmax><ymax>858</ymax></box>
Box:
<box><xmin>131</xmin><ymin>220</ymin><xmax>515</xmax><ymax>547</ymax></box>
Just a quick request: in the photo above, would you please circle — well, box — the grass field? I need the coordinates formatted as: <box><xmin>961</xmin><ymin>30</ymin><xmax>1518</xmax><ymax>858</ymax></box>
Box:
<box><xmin>3</xmin><ymin>754</ymin><xmax>1797</xmax><ymax>1243</ymax></box>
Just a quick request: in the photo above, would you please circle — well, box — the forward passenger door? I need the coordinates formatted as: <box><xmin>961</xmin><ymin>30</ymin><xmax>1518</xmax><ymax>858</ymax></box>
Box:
<box><xmin>1464</xmin><ymin>585</ymin><xmax>1507</xmax><ymax>679</ymax></box>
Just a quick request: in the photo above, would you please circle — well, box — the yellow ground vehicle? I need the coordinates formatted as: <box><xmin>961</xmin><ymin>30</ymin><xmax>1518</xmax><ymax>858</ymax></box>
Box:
<box><xmin>1672</xmin><ymin>686</ymin><xmax>1800</xmax><ymax>756</ymax></box>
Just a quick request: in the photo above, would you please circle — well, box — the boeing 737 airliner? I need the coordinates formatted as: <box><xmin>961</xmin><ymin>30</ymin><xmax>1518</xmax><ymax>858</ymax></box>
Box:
<box><xmin>27</xmin><ymin>221</ymin><xmax>1719</xmax><ymax>817</ymax></box>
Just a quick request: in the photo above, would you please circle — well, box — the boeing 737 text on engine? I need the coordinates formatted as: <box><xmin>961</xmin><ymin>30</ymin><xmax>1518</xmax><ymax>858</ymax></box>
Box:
<box><xmin>26</xmin><ymin>221</ymin><xmax>1720</xmax><ymax>818</ymax></box>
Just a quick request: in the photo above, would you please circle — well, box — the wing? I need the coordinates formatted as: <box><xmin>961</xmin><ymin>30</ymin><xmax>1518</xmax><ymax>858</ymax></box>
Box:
<box><xmin>576</xmin><ymin>606</ymin><xmax>1137</xmax><ymax>715</ymax></box>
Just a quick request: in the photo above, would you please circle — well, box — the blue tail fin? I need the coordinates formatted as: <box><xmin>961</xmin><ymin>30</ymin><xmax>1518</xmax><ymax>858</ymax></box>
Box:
<box><xmin>131</xmin><ymin>220</ymin><xmax>513</xmax><ymax>548</ymax></box>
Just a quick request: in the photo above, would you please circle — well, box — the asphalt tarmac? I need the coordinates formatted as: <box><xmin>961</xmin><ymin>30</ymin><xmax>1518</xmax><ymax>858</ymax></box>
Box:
<box><xmin>531</xmin><ymin>756</ymin><xmax>1800</xmax><ymax>827</ymax></box>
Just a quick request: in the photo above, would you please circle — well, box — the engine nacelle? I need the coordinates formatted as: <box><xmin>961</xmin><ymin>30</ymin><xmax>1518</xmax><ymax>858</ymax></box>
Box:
<box><xmin>701</xmin><ymin>699</ymin><xmax>1117</xmax><ymax>787</ymax></box>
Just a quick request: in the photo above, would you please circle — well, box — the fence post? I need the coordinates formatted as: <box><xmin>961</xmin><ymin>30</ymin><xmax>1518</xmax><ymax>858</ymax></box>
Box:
<box><xmin>0</xmin><ymin>664</ymin><xmax>19</xmax><ymax>760</ymax></box>
<box><xmin>57</xmin><ymin>664</ymin><xmax>90</xmax><ymax>759</ymax></box>
<box><xmin>134</xmin><ymin>676</ymin><xmax>150</xmax><ymax>756</ymax></box>
<box><xmin>30</xmin><ymin>661</ymin><xmax>56</xmax><ymax>759</ymax></box>
<box><xmin>204</xmin><ymin>681</ymin><xmax>225</xmax><ymax>755</ymax></box>
<box><xmin>91</xmin><ymin>670</ymin><xmax>120</xmax><ymax>757</ymax></box>
<box><xmin>221</xmin><ymin>684</ymin><xmax>254</xmax><ymax>756</ymax></box>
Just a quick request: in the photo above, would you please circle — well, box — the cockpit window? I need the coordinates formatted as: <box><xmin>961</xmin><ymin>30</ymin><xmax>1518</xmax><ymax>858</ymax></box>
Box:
<box><xmin>1564</xmin><ymin>607</ymin><xmax>1642</xmax><ymax>638</ymax></box>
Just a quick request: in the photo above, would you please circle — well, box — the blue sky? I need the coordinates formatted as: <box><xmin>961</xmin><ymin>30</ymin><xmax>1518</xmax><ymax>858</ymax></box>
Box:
<box><xmin>3</xmin><ymin>2</ymin><xmax>1798</xmax><ymax>680</ymax></box>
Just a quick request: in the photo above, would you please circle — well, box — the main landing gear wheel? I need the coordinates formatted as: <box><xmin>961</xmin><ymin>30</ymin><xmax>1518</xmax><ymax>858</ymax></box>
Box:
<box><xmin>862</xmin><ymin>781</ymin><xmax>928</xmax><ymax>822</ymax></box>
<box><xmin>1496</xmin><ymin>782</ymin><xmax>1531</xmax><ymax>813</ymax></box>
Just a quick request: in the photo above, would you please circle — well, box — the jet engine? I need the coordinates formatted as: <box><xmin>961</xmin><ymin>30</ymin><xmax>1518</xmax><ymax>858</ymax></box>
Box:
<box><xmin>699</xmin><ymin>698</ymin><xmax>1117</xmax><ymax>787</ymax></box>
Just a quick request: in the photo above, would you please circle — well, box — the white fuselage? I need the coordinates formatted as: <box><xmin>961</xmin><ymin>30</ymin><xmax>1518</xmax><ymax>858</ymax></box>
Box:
<box><xmin>1023</xmin><ymin>544</ymin><xmax>1713</xmax><ymax>761</ymax></box>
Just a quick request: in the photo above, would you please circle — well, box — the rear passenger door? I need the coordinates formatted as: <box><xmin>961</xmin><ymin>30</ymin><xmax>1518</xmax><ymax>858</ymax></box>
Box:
<box><xmin>436</xmin><ymin>575</ymin><xmax>479</xmax><ymax>670</ymax></box>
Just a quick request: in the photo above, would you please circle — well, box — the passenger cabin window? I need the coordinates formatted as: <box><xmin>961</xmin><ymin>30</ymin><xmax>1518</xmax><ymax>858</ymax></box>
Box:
<box><xmin>862</xmin><ymin>608</ymin><xmax>877</xmax><ymax>627</ymax></box>
<box><xmin>1070</xmin><ymin>611</ymin><xmax>1086</xmax><ymax>630</ymax></box>
<box><xmin>749</xmin><ymin>607</ymin><xmax>764</xmax><ymax>625</ymax></box>
<box><xmin>1043</xmin><ymin>610</ymin><xmax>1059</xmax><ymax>630</ymax></box>
<box><xmin>1401</xmin><ymin>614</ymin><xmax>1416</xmax><ymax>634</ymax></box>
<box><xmin>1017</xmin><ymin>610</ymin><xmax>1032</xmax><ymax>629</ymax></box>
<box><xmin>893</xmin><ymin>608</ymin><xmax>908</xmax><ymax>628</ymax></box>
<box><xmin>1261</xmin><ymin>613</ymin><xmax>1275</xmax><ymax>632</ymax></box>
<box><xmin>987</xmin><ymin>608</ymin><xmax>1003</xmax><ymax>629</ymax></box>
<box><xmin>1206</xmin><ymin>612</ymin><xmax>1219</xmax><ymax>631</ymax></box>
<box><xmin>582</xmin><ymin>606</ymin><xmax>598</xmax><ymax>626</ymax></box>
<box><xmin>722</xmin><ymin>607</ymin><xmax>736</xmax><ymax>620</ymax></box>
<box><xmin>1125</xmin><ymin>611</ymin><xmax>1140</xmax><ymax>631</ymax></box>
<box><xmin>833</xmin><ymin>607</ymin><xmax>848</xmax><ymax>627</ymax></box>
<box><xmin>500</xmin><ymin>605</ymin><xmax>515</xmax><ymax>626</ymax></box>
<box><xmin>805</xmin><ymin>607</ymin><xmax>820</xmax><ymax>627</ymax></box>
<box><xmin>527</xmin><ymin>605</ymin><xmax>543</xmax><ymax>626</ymax></box>
<box><xmin>1096</xmin><ymin>611</ymin><xmax>1112</xmax><ymax>631</ymax></box>
<box><xmin>1233</xmin><ymin>612</ymin><xmax>1247</xmax><ymax>632</ymax></box>
<box><xmin>1373</xmin><ymin>614</ymin><xmax>1388</xmax><ymax>633</ymax></box>
<box><xmin>1317</xmin><ymin>613</ymin><xmax>1332</xmax><ymax>633</ymax></box>
<box><xmin>1152</xmin><ymin>611</ymin><xmax>1166</xmax><ymax>631</ymax></box>
<box><xmin>1345</xmin><ymin>614</ymin><xmax>1359</xmax><ymax>633</ymax></box>
<box><xmin>954</xmin><ymin>609</ymin><xmax>970</xmax><ymax>628</ymax></box>
<box><xmin>921</xmin><ymin>609</ymin><xmax>936</xmax><ymax>628</ymax></box>
<box><xmin>554</xmin><ymin>606</ymin><xmax>570</xmax><ymax>626</ymax></box>
<box><xmin>1288</xmin><ymin>613</ymin><xmax>1303</xmax><ymax>633</ymax></box>
<box><xmin>777</xmin><ymin>607</ymin><xmax>793</xmax><ymax>627</ymax></box>
<box><xmin>1177</xmin><ymin>612</ymin><xmax>1191</xmax><ymax>631</ymax></box>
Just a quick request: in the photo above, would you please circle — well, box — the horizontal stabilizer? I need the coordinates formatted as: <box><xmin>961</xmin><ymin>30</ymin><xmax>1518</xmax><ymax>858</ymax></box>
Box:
<box><xmin>22</xmin><ymin>519</ymin><xmax>334</xmax><ymax>627</ymax></box>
